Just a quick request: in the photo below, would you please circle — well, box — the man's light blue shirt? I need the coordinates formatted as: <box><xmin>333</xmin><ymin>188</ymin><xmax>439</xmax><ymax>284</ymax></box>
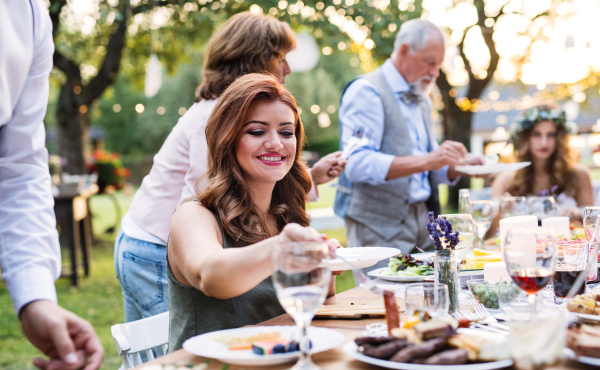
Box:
<box><xmin>339</xmin><ymin>59</ymin><xmax>455</xmax><ymax>203</ymax></box>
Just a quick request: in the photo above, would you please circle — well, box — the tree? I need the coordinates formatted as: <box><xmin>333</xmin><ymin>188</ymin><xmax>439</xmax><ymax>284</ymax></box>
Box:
<box><xmin>429</xmin><ymin>0</ymin><xmax>561</xmax><ymax>206</ymax></box>
<box><xmin>48</xmin><ymin>0</ymin><xmax>417</xmax><ymax>174</ymax></box>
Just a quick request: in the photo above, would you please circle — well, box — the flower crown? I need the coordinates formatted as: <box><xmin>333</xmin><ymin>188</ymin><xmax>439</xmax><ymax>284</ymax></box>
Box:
<box><xmin>510</xmin><ymin>107</ymin><xmax>577</xmax><ymax>141</ymax></box>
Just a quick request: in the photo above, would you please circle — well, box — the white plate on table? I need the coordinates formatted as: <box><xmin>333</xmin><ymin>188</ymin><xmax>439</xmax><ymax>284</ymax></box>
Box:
<box><xmin>325</xmin><ymin>247</ymin><xmax>400</xmax><ymax>271</ymax></box>
<box><xmin>183</xmin><ymin>326</ymin><xmax>345</xmax><ymax>366</ymax></box>
<box><xmin>367</xmin><ymin>267</ymin><xmax>429</xmax><ymax>282</ymax></box>
<box><xmin>564</xmin><ymin>348</ymin><xmax>600</xmax><ymax>366</ymax></box>
<box><xmin>455</xmin><ymin>162</ymin><xmax>531</xmax><ymax>176</ymax></box>
<box><xmin>409</xmin><ymin>252</ymin><xmax>487</xmax><ymax>278</ymax></box>
<box><xmin>568</xmin><ymin>312</ymin><xmax>600</xmax><ymax>322</ymax></box>
<box><xmin>343</xmin><ymin>328</ymin><xmax>513</xmax><ymax>370</ymax></box>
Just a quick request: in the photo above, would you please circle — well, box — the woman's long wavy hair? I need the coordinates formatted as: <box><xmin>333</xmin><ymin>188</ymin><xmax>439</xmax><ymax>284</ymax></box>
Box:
<box><xmin>198</xmin><ymin>74</ymin><xmax>312</xmax><ymax>246</ymax></box>
<box><xmin>195</xmin><ymin>12</ymin><xmax>296</xmax><ymax>102</ymax></box>
<box><xmin>508</xmin><ymin>103</ymin><xmax>576</xmax><ymax>197</ymax></box>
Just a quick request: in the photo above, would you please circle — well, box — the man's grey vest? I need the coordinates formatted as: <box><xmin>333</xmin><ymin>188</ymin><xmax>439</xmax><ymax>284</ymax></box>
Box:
<box><xmin>333</xmin><ymin>66</ymin><xmax>441</xmax><ymax>242</ymax></box>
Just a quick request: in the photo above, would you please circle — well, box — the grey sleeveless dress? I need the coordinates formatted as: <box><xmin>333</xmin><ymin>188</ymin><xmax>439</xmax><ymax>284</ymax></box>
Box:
<box><xmin>167</xmin><ymin>210</ymin><xmax>286</xmax><ymax>352</ymax></box>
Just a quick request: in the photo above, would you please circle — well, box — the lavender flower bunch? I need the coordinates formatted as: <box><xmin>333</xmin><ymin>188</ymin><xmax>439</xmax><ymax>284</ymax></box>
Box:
<box><xmin>426</xmin><ymin>211</ymin><xmax>460</xmax><ymax>255</ymax></box>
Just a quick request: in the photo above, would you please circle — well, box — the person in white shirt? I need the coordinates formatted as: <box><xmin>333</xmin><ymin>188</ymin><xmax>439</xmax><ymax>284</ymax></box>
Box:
<box><xmin>115</xmin><ymin>12</ymin><xmax>346</xmax><ymax>324</ymax></box>
<box><xmin>0</xmin><ymin>1</ymin><xmax>103</xmax><ymax>369</ymax></box>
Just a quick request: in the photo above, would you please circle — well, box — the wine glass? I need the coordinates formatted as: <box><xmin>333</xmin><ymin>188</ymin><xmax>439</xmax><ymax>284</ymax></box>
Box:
<box><xmin>527</xmin><ymin>196</ymin><xmax>557</xmax><ymax>221</ymax></box>
<box><xmin>272</xmin><ymin>241</ymin><xmax>332</xmax><ymax>370</ymax></box>
<box><xmin>437</xmin><ymin>214</ymin><xmax>476</xmax><ymax>262</ymax></box>
<box><xmin>503</xmin><ymin>227</ymin><xmax>557</xmax><ymax>317</ymax></box>
<box><xmin>471</xmin><ymin>200</ymin><xmax>494</xmax><ymax>249</ymax></box>
<box><xmin>500</xmin><ymin>196</ymin><xmax>528</xmax><ymax>218</ymax></box>
<box><xmin>405</xmin><ymin>283</ymin><xmax>449</xmax><ymax>318</ymax></box>
<box><xmin>583</xmin><ymin>207</ymin><xmax>600</xmax><ymax>282</ymax></box>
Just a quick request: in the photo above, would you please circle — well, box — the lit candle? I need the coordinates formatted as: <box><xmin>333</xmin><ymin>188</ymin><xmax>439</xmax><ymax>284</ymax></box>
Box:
<box><xmin>499</xmin><ymin>215</ymin><xmax>538</xmax><ymax>257</ymax></box>
<box><xmin>541</xmin><ymin>217</ymin><xmax>570</xmax><ymax>238</ymax></box>
<box><xmin>483</xmin><ymin>262</ymin><xmax>511</xmax><ymax>283</ymax></box>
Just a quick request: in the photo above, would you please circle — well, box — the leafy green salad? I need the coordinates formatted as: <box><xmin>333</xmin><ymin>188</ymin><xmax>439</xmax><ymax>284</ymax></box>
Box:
<box><xmin>382</xmin><ymin>254</ymin><xmax>434</xmax><ymax>276</ymax></box>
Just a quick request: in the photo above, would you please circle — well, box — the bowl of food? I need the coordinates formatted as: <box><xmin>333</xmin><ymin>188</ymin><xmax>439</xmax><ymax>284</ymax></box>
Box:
<box><xmin>466</xmin><ymin>279</ymin><xmax>499</xmax><ymax>309</ymax></box>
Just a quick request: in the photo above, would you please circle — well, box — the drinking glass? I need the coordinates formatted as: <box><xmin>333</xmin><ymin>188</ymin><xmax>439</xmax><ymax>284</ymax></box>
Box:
<box><xmin>553</xmin><ymin>238</ymin><xmax>588</xmax><ymax>304</ymax></box>
<box><xmin>405</xmin><ymin>283</ymin><xmax>450</xmax><ymax>318</ymax></box>
<box><xmin>458</xmin><ymin>189</ymin><xmax>472</xmax><ymax>214</ymax></box>
<box><xmin>500</xmin><ymin>196</ymin><xmax>528</xmax><ymax>218</ymax></box>
<box><xmin>272</xmin><ymin>241</ymin><xmax>332</xmax><ymax>370</ymax></box>
<box><xmin>503</xmin><ymin>227</ymin><xmax>557</xmax><ymax>317</ymax></box>
<box><xmin>437</xmin><ymin>214</ymin><xmax>476</xmax><ymax>262</ymax></box>
<box><xmin>583</xmin><ymin>207</ymin><xmax>600</xmax><ymax>282</ymax></box>
<box><xmin>471</xmin><ymin>200</ymin><xmax>494</xmax><ymax>249</ymax></box>
<box><xmin>507</xmin><ymin>311</ymin><xmax>567</xmax><ymax>369</ymax></box>
<box><xmin>527</xmin><ymin>196</ymin><xmax>557</xmax><ymax>222</ymax></box>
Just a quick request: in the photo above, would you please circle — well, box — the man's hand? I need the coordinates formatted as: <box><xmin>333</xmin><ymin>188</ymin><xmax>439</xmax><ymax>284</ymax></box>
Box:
<box><xmin>426</xmin><ymin>141</ymin><xmax>468</xmax><ymax>172</ymax></box>
<box><xmin>310</xmin><ymin>151</ymin><xmax>347</xmax><ymax>186</ymax></box>
<box><xmin>20</xmin><ymin>300</ymin><xmax>104</xmax><ymax>370</ymax></box>
<box><xmin>448</xmin><ymin>156</ymin><xmax>487</xmax><ymax>180</ymax></box>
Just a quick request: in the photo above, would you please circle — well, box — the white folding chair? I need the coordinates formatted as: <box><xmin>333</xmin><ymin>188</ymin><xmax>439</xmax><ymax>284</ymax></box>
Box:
<box><xmin>111</xmin><ymin>311</ymin><xmax>169</xmax><ymax>369</ymax></box>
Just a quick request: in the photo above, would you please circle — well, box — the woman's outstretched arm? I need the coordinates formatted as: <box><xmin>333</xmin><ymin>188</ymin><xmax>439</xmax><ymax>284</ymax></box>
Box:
<box><xmin>168</xmin><ymin>201</ymin><xmax>327</xmax><ymax>299</ymax></box>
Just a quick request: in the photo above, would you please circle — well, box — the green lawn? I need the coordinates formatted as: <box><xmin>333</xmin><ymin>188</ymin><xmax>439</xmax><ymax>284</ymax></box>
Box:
<box><xmin>0</xmin><ymin>190</ymin><xmax>354</xmax><ymax>370</ymax></box>
<box><xmin>0</xmin><ymin>235</ymin><xmax>124</xmax><ymax>370</ymax></box>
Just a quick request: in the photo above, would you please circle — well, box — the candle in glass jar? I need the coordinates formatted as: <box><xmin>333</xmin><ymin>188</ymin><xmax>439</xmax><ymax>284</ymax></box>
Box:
<box><xmin>541</xmin><ymin>217</ymin><xmax>570</xmax><ymax>238</ymax></box>
<box><xmin>499</xmin><ymin>215</ymin><xmax>538</xmax><ymax>256</ymax></box>
<box><xmin>484</xmin><ymin>262</ymin><xmax>511</xmax><ymax>283</ymax></box>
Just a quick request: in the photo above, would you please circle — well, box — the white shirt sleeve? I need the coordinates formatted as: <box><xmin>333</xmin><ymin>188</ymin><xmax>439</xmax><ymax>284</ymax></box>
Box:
<box><xmin>0</xmin><ymin>0</ymin><xmax>60</xmax><ymax>315</ymax></box>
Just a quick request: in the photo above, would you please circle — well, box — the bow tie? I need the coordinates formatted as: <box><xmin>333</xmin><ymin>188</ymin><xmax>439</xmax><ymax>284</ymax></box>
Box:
<box><xmin>399</xmin><ymin>91</ymin><xmax>421</xmax><ymax>105</ymax></box>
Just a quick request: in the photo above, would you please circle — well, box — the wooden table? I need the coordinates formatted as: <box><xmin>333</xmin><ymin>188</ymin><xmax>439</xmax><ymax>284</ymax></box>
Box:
<box><xmin>54</xmin><ymin>184</ymin><xmax>98</xmax><ymax>287</ymax></box>
<box><xmin>136</xmin><ymin>287</ymin><xmax>596</xmax><ymax>369</ymax></box>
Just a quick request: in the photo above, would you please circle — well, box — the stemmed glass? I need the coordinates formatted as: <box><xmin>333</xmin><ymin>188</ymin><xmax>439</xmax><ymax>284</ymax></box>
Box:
<box><xmin>272</xmin><ymin>241</ymin><xmax>332</xmax><ymax>370</ymax></box>
<box><xmin>583</xmin><ymin>207</ymin><xmax>600</xmax><ymax>282</ymax></box>
<box><xmin>503</xmin><ymin>227</ymin><xmax>557</xmax><ymax>318</ymax></box>
<box><xmin>527</xmin><ymin>196</ymin><xmax>557</xmax><ymax>221</ymax></box>
<box><xmin>471</xmin><ymin>201</ymin><xmax>494</xmax><ymax>249</ymax></box>
<box><xmin>500</xmin><ymin>196</ymin><xmax>528</xmax><ymax>218</ymax></box>
<box><xmin>437</xmin><ymin>214</ymin><xmax>476</xmax><ymax>262</ymax></box>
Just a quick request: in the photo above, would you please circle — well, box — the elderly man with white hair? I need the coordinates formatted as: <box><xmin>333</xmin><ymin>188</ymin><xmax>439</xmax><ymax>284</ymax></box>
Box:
<box><xmin>334</xmin><ymin>19</ymin><xmax>480</xmax><ymax>261</ymax></box>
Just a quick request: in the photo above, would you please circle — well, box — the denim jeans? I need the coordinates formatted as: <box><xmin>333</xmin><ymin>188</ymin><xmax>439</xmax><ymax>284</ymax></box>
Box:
<box><xmin>114</xmin><ymin>228</ymin><xmax>169</xmax><ymax>323</ymax></box>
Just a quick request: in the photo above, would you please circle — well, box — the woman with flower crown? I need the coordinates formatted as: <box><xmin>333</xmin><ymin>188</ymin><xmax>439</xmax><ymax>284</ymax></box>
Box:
<box><xmin>487</xmin><ymin>103</ymin><xmax>594</xmax><ymax>235</ymax></box>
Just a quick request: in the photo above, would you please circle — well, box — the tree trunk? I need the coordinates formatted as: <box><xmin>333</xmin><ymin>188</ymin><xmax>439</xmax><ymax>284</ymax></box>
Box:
<box><xmin>56</xmin><ymin>83</ymin><xmax>89</xmax><ymax>174</ymax></box>
<box><xmin>437</xmin><ymin>70</ymin><xmax>475</xmax><ymax>210</ymax></box>
<box><xmin>441</xmin><ymin>101</ymin><xmax>473</xmax><ymax>210</ymax></box>
<box><xmin>50</xmin><ymin>0</ymin><xmax>129</xmax><ymax>175</ymax></box>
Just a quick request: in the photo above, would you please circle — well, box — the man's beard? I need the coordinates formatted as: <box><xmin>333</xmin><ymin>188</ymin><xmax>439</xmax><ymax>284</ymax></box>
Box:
<box><xmin>409</xmin><ymin>75</ymin><xmax>435</xmax><ymax>96</ymax></box>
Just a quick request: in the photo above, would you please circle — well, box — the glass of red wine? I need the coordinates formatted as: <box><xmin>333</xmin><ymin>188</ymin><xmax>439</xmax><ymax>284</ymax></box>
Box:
<box><xmin>503</xmin><ymin>227</ymin><xmax>557</xmax><ymax>317</ymax></box>
<box><xmin>553</xmin><ymin>238</ymin><xmax>588</xmax><ymax>304</ymax></box>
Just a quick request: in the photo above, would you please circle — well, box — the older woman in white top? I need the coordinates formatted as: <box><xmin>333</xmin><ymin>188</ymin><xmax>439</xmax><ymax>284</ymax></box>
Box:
<box><xmin>114</xmin><ymin>12</ymin><xmax>346</xmax><ymax>323</ymax></box>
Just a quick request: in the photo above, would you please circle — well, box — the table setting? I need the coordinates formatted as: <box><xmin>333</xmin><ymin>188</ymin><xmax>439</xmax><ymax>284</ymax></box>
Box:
<box><xmin>137</xmin><ymin>194</ymin><xmax>600</xmax><ymax>370</ymax></box>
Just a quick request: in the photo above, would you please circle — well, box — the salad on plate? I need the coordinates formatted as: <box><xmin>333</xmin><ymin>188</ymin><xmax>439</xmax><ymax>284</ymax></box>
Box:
<box><xmin>383</xmin><ymin>254</ymin><xmax>434</xmax><ymax>277</ymax></box>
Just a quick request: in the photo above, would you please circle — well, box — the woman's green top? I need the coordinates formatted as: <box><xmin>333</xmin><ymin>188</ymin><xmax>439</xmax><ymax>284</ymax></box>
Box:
<box><xmin>167</xmin><ymin>209</ymin><xmax>285</xmax><ymax>352</ymax></box>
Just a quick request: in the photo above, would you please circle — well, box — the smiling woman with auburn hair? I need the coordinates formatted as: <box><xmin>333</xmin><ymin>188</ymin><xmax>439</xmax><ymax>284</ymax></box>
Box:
<box><xmin>114</xmin><ymin>12</ymin><xmax>346</xmax><ymax>327</ymax></box>
<box><xmin>166</xmin><ymin>74</ymin><xmax>338</xmax><ymax>352</ymax></box>
<box><xmin>200</xmin><ymin>74</ymin><xmax>312</xmax><ymax>244</ymax></box>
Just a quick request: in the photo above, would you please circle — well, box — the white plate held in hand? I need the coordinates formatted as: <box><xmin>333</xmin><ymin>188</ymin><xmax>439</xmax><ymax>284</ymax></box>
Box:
<box><xmin>325</xmin><ymin>247</ymin><xmax>400</xmax><ymax>271</ymax></box>
<box><xmin>183</xmin><ymin>326</ymin><xmax>345</xmax><ymax>366</ymax></box>
<box><xmin>455</xmin><ymin>162</ymin><xmax>531</xmax><ymax>176</ymax></box>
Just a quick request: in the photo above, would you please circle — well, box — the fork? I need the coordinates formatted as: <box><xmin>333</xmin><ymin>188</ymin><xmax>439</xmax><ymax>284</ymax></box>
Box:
<box><xmin>473</xmin><ymin>304</ymin><xmax>510</xmax><ymax>331</ymax></box>
<box><xmin>453</xmin><ymin>310</ymin><xmax>508</xmax><ymax>335</ymax></box>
